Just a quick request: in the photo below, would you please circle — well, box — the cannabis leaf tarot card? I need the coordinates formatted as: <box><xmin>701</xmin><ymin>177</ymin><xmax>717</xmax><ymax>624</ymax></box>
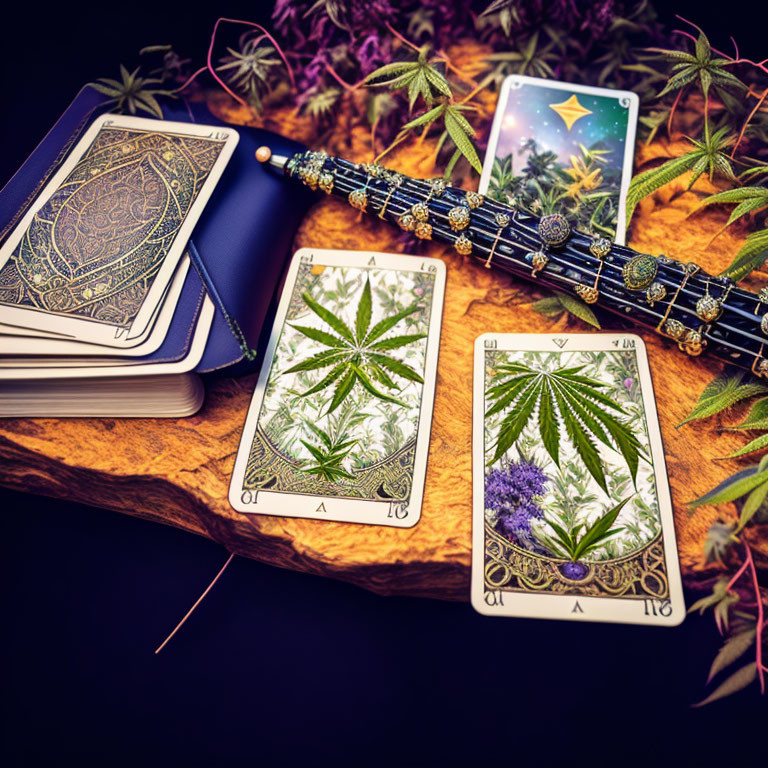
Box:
<box><xmin>471</xmin><ymin>333</ymin><xmax>684</xmax><ymax>625</ymax></box>
<box><xmin>229</xmin><ymin>248</ymin><xmax>445</xmax><ymax>527</ymax></box>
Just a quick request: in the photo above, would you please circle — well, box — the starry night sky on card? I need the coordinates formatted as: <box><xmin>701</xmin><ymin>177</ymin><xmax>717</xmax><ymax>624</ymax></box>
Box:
<box><xmin>495</xmin><ymin>83</ymin><xmax>631</xmax><ymax>175</ymax></box>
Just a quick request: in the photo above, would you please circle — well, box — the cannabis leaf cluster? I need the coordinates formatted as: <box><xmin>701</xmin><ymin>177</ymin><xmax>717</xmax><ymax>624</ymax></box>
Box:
<box><xmin>626</xmin><ymin>24</ymin><xmax>768</xmax><ymax>280</ymax></box>
<box><xmin>270</xmin><ymin>1</ymin><xmax>674</xmax><ymax>179</ymax></box>
<box><xmin>364</xmin><ymin>46</ymin><xmax>482</xmax><ymax>174</ymax></box>
<box><xmin>489</xmin><ymin>139</ymin><xmax>623</xmax><ymax>238</ymax></box>
<box><xmin>536</xmin><ymin>496</ymin><xmax>631</xmax><ymax>562</ymax></box>
<box><xmin>485</xmin><ymin>361</ymin><xmax>645</xmax><ymax>494</ymax></box>
<box><xmin>680</xmin><ymin>369</ymin><xmax>768</xmax><ymax>705</ymax></box>
<box><xmin>299</xmin><ymin>422</ymin><xmax>358</xmax><ymax>482</ymax></box>
<box><xmin>218</xmin><ymin>34</ymin><xmax>285</xmax><ymax>112</ymax></box>
<box><xmin>95</xmin><ymin>2</ymin><xmax>679</xmax><ymax>184</ymax></box>
<box><xmin>89</xmin><ymin>64</ymin><xmax>174</xmax><ymax>119</ymax></box>
<box><xmin>284</xmin><ymin>278</ymin><xmax>426</xmax><ymax>413</ymax></box>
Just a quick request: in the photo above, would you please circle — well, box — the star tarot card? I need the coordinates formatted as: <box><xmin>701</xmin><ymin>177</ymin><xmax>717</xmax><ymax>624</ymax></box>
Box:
<box><xmin>471</xmin><ymin>333</ymin><xmax>684</xmax><ymax>625</ymax></box>
<box><xmin>0</xmin><ymin>114</ymin><xmax>237</xmax><ymax>346</ymax></box>
<box><xmin>229</xmin><ymin>248</ymin><xmax>445</xmax><ymax>528</ymax></box>
<box><xmin>479</xmin><ymin>75</ymin><xmax>639</xmax><ymax>244</ymax></box>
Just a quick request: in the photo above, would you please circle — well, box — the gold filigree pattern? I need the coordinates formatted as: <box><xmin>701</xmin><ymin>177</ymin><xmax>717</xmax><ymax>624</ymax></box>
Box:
<box><xmin>286</xmin><ymin>261</ymin><xmax>316</xmax><ymax>320</ymax></box>
<box><xmin>244</xmin><ymin>426</ymin><xmax>417</xmax><ymax>500</ymax></box>
<box><xmin>484</xmin><ymin>523</ymin><xmax>670</xmax><ymax>599</ymax></box>
<box><xmin>0</xmin><ymin>126</ymin><xmax>226</xmax><ymax>327</ymax></box>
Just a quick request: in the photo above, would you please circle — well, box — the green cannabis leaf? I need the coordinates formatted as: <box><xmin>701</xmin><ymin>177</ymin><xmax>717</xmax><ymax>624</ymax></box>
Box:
<box><xmin>536</xmin><ymin>496</ymin><xmax>631</xmax><ymax>561</ymax></box>
<box><xmin>485</xmin><ymin>362</ymin><xmax>645</xmax><ymax>492</ymax></box>
<box><xmin>299</xmin><ymin>422</ymin><xmax>357</xmax><ymax>482</ymax></box>
<box><xmin>443</xmin><ymin>105</ymin><xmax>482</xmax><ymax>173</ymax></box>
<box><xmin>726</xmin><ymin>432</ymin><xmax>768</xmax><ymax>459</ymax></box>
<box><xmin>720</xmin><ymin>229</ymin><xmax>768</xmax><ymax>282</ymax></box>
<box><xmin>688</xmin><ymin>465</ymin><xmax>768</xmax><ymax>510</ymax></box>
<box><xmin>734</xmin><ymin>460</ymin><xmax>768</xmax><ymax>531</ymax></box>
<box><xmin>365</xmin><ymin>48</ymin><xmax>483</xmax><ymax>175</ymax></box>
<box><xmin>88</xmin><ymin>64</ymin><xmax>174</xmax><ymax>118</ymax></box>
<box><xmin>695</xmin><ymin>187</ymin><xmax>768</xmax><ymax>280</ymax></box>
<box><xmin>284</xmin><ymin>278</ymin><xmax>426</xmax><ymax>413</ymax></box>
<box><xmin>677</xmin><ymin>370</ymin><xmax>768</xmax><ymax>426</ymax></box>
<box><xmin>485</xmin><ymin>31</ymin><xmax>558</xmax><ymax>79</ymax></box>
<box><xmin>647</xmin><ymin>30</ymin><xmax>746</xmax><ymax>102</ymax></box>
<box><xmin>218</xmin><ymin>36</ymin><xmax>284</xmax><ymax>111</ymax></box>
<box><xmin>699</xmin><ymin>186</ymin><xmax>768</xmax><ymax>227</ymax></box>
<box><xmin>364</xmin><ymin>45</ymin><xmax>451</xmax><ymax>110</ymax></box>
<box><xmin>683</xmin><ymin>371</ymin><xmax>768</xmax><ymax>526</ymax></box>
<box><xmin>532</xmin><ymin>291</ymin><xmax>601</xmax><ymax>329</ymax></box>
<box><xmin>727</xmin><ymin>397</ymin><xmax>768</xmax><ymax>431</ymax></box>
<box><xmin>626</xmin><ymin>126</ymin><xmax>736</xmax><ymax>223</ymax></box>
<box><xmin>647</xmin><ymin>32</ymin><xmax>747</xmax><ymax>103</ymax></box>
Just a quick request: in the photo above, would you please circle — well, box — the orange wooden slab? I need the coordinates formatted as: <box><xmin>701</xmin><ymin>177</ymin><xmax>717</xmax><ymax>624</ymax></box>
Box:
<box><xmin>1</xmin><ymin>86</ymin><xmax>766</xmax><ymax>598</ymax></box>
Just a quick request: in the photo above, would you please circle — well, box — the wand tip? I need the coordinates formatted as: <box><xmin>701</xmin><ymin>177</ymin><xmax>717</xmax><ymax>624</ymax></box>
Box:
<box><xmin>255</xmin><ymin>146</ymin><xmax>272</xmax><ymax>163</ymax></box>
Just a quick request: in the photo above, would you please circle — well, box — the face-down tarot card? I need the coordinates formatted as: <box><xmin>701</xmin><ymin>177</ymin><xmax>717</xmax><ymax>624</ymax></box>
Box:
<box><xmin>229</xmin><ymin>248</ymin><xmax>445</xmax><ymax>528</ymax></box>
<box><xmin>0</xmin><ymin>114</ymin><xmax>237</xmax><ymax>347</ymax></box>
<box><xmin>471</xmin><ymin>333</ymin><xmax>684</xmax><ymax>625</ymax></box>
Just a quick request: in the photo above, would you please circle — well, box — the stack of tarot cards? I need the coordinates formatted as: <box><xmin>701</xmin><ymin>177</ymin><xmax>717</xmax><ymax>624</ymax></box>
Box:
<box><xmin>0</xmin><ymin>114</ymin><xmax>238</xmax><ymax>416</ymax></box>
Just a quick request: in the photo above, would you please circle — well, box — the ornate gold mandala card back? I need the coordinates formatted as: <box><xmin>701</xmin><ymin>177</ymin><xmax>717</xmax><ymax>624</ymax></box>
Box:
<box><xmin>471</xmin><ymin>333</ymin><xmax>684</xmax><ymax>625</ymax></box>
<box><xmin>0</xmin><ymin>114</ymin><xmax>237</xmax><ymax>347</ymax></box>
<box><xmin>229</xmin><ymin>248</ymin><xmax>446</xmax><ymax>528</ymax></box>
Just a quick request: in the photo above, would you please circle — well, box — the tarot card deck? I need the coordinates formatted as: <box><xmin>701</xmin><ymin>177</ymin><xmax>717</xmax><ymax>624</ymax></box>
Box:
<box><xmin>471</xmin><ymin>333</ymin><xmax>684</xmax><ymax>625</ymax></box>
<box><xmin>0</xmin><ymin>114</ymin><xmax>236</xmax><ymax>347</ymax></box>
<box><xmin>0</xmin><ymin>114</ymin><xmax>237</xmax><ymax>415</ymax></box>
<box><xmin>230</xmin><ymin>248</ymin><xmax>445</xmax><ymax>527</ymax></box>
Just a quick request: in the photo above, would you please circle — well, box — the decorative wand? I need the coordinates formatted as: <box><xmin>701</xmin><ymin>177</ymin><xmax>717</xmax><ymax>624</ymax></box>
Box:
<box><xmin>255</xmin><ymin>146</ymin><xmax>768</xmax><ymax>379</ymax></box>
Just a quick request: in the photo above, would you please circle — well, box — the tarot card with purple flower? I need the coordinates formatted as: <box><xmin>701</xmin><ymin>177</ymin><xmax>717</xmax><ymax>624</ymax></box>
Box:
<box><xmin>471</xmin><ymin>333</ymin><xmax>684</xmax><ymax>625</ymax></box>
<box><xmin>478</xmin><ymin>75</ymin><xmax>638</xmax><ymax>244</ymax></box>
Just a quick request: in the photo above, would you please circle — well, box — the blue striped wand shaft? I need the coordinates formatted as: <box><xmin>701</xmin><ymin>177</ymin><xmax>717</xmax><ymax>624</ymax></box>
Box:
<box><xmin>256</xmin><ymin>146</ymin><xmax>768</xmax><ymax>379</ymax></box>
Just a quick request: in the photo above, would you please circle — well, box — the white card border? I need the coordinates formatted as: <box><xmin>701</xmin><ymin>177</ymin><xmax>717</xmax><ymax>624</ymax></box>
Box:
<box><xmin>228</xmin><ymin>247</ymin><xmax>446</xmax><ymax>529</ymax></box>
<box><xmin>0</xmin><ymin>254</ymin><xmax>192</xmax><ymax>358</ymax></box>
<box><xmin>478</xmin><ymin>75</ymin><xmax>639</xmax><ymax>245</ymax></box>
<box><xmin>471</xmin><ymin>332</ymin><xmax>685</xmax><ymax>626</ymax></box>
<box><xmin>0</xmin><ymin>113</ymin><xmax>238</xmax><ymax>346</ymax></box>
<box><xmin>0</xmin><ymin>296</ymin><xmax>213</xmax><ymax>380</ymax></box>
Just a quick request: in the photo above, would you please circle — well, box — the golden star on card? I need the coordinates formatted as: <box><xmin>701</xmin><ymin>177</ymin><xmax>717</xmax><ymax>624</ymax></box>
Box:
<box><xmin>549</xmin><ymin>94</ymin><xmax>592</xmax><ymax>130</ymax></box>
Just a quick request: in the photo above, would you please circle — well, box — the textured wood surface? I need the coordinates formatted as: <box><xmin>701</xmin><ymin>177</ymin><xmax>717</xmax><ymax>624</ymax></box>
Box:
<box><xmin>2</xmin><ymin>64</ymin><xmax>767</xmax><ymax>598</ymax></box>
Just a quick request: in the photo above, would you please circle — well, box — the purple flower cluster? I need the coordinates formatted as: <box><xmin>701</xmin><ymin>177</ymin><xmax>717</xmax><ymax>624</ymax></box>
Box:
<box><xmin>270</xmin><ymin>1</ymin><xmax>477</xmax><ymax>126</ymax></box>
<box><xmin>262</xmin><ymin>1</ymin><xmax>669</xmax><ymax>145</ymax></box>
<box><xmin>273</xmin><ymin>0</ymin><xmax>399</xmax><ymax>93</ymax></box>
<box><xmin>485</xmin><ymin>460</ymin><xmax>548</xmax><ymax>551</ymax></box>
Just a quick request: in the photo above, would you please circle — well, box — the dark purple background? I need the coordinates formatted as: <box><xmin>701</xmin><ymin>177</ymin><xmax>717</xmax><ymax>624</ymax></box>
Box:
<box><xmin>2</xmin><ymin>2</ymin><xmax>767</xmax><ymax>764</ymax></box>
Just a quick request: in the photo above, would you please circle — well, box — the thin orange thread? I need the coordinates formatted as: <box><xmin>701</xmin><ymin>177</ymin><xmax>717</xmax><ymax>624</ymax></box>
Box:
<box><xmin>154</xmin><ymin>552</ymin><xmax>235</xmax><ymax>655</ymax></box>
